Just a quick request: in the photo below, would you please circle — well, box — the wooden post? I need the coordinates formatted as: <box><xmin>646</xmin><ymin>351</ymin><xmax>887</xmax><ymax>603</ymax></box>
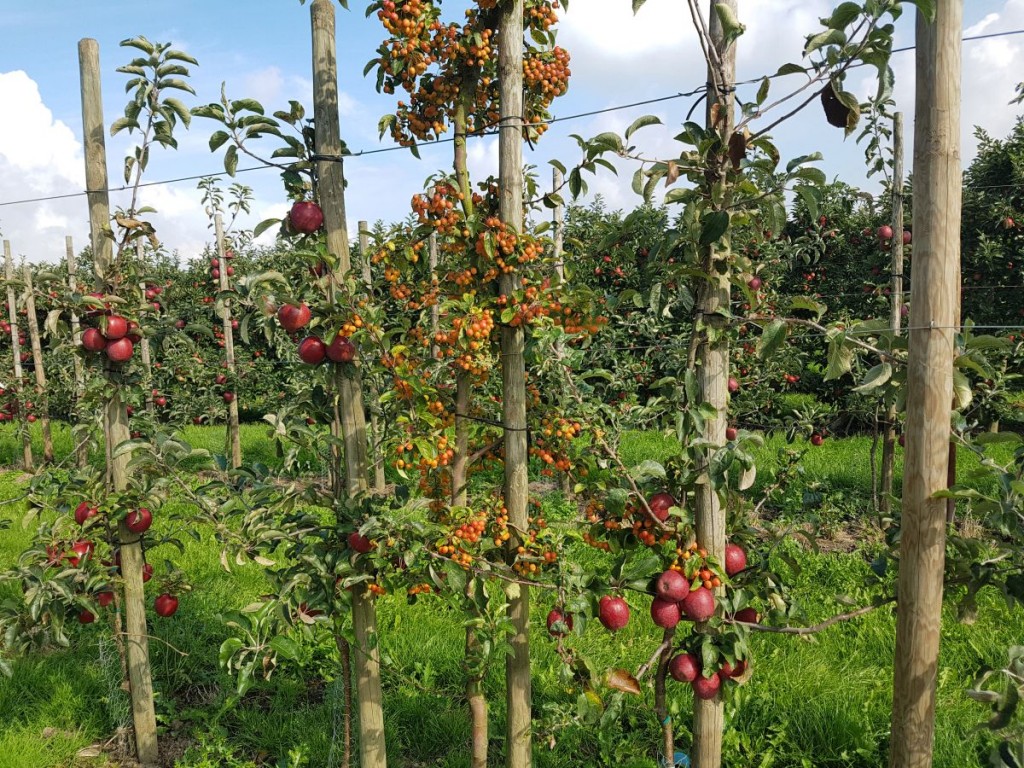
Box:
<box><xmin>22</xmin><ymin>264</ymin><xmax>54</xmax><ymax>464</ymax></box>
<box><xmin>497</xmin><ymin>2</ymin><xmax>532</xmax><ymax>766</ymax></box>
<box><xmin>359</xmin><ymin>221</ymin><xmax>387</xmax><ymax>493</ymax></box>
<box><xmin>215</xmin><ymin>215</ymin><xmax>242</xmax><ymax>468</ymax></box>
<box><xmin>889</xmin><ymin>3</ymin><xmax>963</xmax><ymax>767</ymax></box>
<box><xmin>311</xmin><ymin>5</ymin><xmax>387</xmax><ymax>768</ymax></box>
<box><xmin>880</xmin><ymin>112</ymin><xmax>905</xmax><ymax>516</ymax></box>
<box><xmin>692</xmin><ymin>2</ymin><xmax>737</xmax><ymax>767</ymax></box>
<box><xmin>4</xmin><ymin>242</ymin><xmax>33</xmax><ymax>471</ymax></box>
<box><xmin>66</xmin><ymin>236</ymin><xmax>89</xmax><ymax>468</ymax></box>
<box><xmin>79</xmin><ymin>37</ymin><xmax>159</xmax><ymax>767</ymax></box>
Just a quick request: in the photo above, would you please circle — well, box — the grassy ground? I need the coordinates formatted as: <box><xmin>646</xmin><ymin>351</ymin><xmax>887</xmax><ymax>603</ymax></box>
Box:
<box><xmin>0</xmin><ymin>423</ymin><xmax>1017</xmax><ymax>767</ymax></box>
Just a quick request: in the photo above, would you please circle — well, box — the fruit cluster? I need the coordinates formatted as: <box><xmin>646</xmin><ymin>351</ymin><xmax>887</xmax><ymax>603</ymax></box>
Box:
<box><xmin>80</xmin><ymin>310</ymin><xmax>139</xmax><ymax>363</ymax></box>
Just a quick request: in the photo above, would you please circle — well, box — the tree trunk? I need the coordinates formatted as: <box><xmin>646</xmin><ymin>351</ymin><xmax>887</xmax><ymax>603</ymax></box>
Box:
<box><xmin>4</xmin><ymin>242</ymin><xmax>33</xmax><ymax>472</ymax></box>
<box><xmin>22</xmin><ymin>265</ymin><xmax>53</xmax><ymax>464</ymax></box>
<box><xmin>66</xmin><ymin>236</ymin><xmax>89</xmax><ymax>468</ymax></box>
<box><xmin>215</xmin><ymin>214</ymin><xmax>242</xmax><ymax>468</ymax></box>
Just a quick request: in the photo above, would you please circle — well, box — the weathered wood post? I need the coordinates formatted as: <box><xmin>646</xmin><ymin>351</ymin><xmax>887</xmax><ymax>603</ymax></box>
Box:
<box><xmin>22</xmin><ymin>263</ymin><xmax>54</xmax><ymax>463</ymax></box>
<box><xmin>79</xmin><ymin>37</ymin><xmax>159</xmax><ymax>766</ymax></box>
<box><xmin>215</xmin><ymin>214</ymin><xmax>242</xmax><ymax>468</ymax></box>
<box><xmin>889</xmin><ymin>2</ymin><xmax>963</xmax><ymax>767</ymax></box>
<box><xmin>4</xmin><ymin>242</ymin><xmax>34</xmax><ymax>471</ymax></box>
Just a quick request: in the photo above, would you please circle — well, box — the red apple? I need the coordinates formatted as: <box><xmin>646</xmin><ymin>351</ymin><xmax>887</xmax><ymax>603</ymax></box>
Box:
<box><xmin>598</xmin><ymin>595</ymin><xmax>630</xmax><ymax>631</ymax></box>
<box><xmin>877</xmin><ymin>224</ymin><xmax>893</xmax><ymax>241</ymax></box>
<box><xmin>902</xmin><ymin>230</ymin><xmax>912</xmax><ymax>245</ymax></box>
<box><xmin>155</xmin><ymin>396</ymin><xmax>167</xmax><ymax>407</ymax></box>
<box><xmin>105</xmin><ymin>337</ymin><xmax>134</xmax><ymax>363</ymax></box>
<box><xmin>647</xmin><ymin>492</ymin><xmax>675</xmax><ymax>522</ymax></box>
<box><xmin>215</xmin><ymin>374</ymin><xmax>228</xmax><ymax>385</ymax></box>
<box><xmin>681</xmin><ymin>586</ymin><xmax>716</xmax><ymax>622</ymax></box>
<box><xmin>655</xmin><ymin>569</ymin><xmax>689</xmax><ymax>602</ymax></box>
<box><xmin>96</xmin><ymin>591</ymin><xmax>115</xmax><ymax>608</ymax></box>
<box><xmin>724</xmin><ymin>543</ymin><xmax>747</xmax><ymax>577</ymax></box>
<box><xmin>223</xmin><ymin>392</ymin><xmax>235</xmax><ymax>403</ymax></box>
<box><xmin>298</xmin><ymin>337</ymin><xmax>327</xmax><ymax>365</ymax></box>
<box><xmin>693</xmin><ymin>672</ymin><xmax>721</xmax><ymax>700</ymax></box>
<box><xmin>78</xmin><ymin>609</ymin><xmax>96</xmax><ymax>624</ymax></box>
<box><xmin>74</xmin><ymin>501</ymin><xmax>98</xmax><ymax>526</ymax></box>
<box><xmin>326</xmin><ymin>334</ymin><xmax>356</xmax><ymax>363</ymax></box>
<box><xmin>546</xmin><ymin>609</ymin><xmax>574</xmax><ymax>637</ymax></box>
<box><xmin>650</xmin><ymin>597</ymin><xmax>682</xmax><ymax>628</ymax></box>
<box><xmin>725</xmin><ymin>427</ymin><xmax>737</xmax><ymax>441</ymax></box>
<box><xmin>142</xmin><ymin>563</ymin><xmax>154</xmax><ymax>583</ymax></box>
<box><xmin>103</xmin><ymin>315</ymin><xmax>128</xmax><ymax>340</ymax></box>
<box><xmin>175</xmin><ymin>319</ymin><xmax>186</xmax><ymax>330</ymax></box>
<box><xmin>278</xmin><ymin>303</ymin><xmax>312</xmax><ymax>333</ymax></box>
<box><xmin>669</xmin><ymin>653</ymin><xmax>700</xmax><ymax>683</ymax></box>
<box><xmin>290</xmin><ymin>201</ymin><xmax>325</xmax><ymax>234</ymax></box>
<box><xmin>154</xmin><ymin>593</ymin><xmax>179</xmax><ymax>618</ymax></box>
<box><xmin>81</xmin><ymin>327</ymin><xmax>107</xmax><ymax>352</ymax></box>
<box><xmin>1003</xmin><ymin>217</ymin><xmax>1016</xmax><ymax>230</ymax></box>
<box><xmin>810</xmin><ymin>433</ymin><xmax>824</xmax><ymax>446</ymax></box>
<box><xmin>747</xmin><ymin>276</ymin><xmax>762</xmax><ymax>290</ymax></box>
<box><xmin>734</xmin><ymin>607</ymin><xmax>759</xmax><ymax>624</ymax></box>
<box><xmin>721</xmin><ymin>659</ymin><xmax>748</xmax><ymax>679</ymax></box>
<box><xmin>126</xmin><ymin>508</ymin><xmax>153</xmax><ymax>534</ymax></box>
<box><xmin>348</xmin><ymin>531</ymin><xmax>373</xmax><ymax>554</ymax></box>
<box><xmin>727</xmin><ymin>377</ymin><xmax>740</xmax><ymax>394</ymax></box>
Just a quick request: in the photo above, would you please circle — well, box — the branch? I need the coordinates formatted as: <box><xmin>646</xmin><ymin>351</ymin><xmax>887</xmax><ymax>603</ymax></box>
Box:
<box><xmin>635</xmin><ymin>635</ymin><xmax>674</xmax><ymax>681</ymax></box>
<box><xmin>732</xmin><ymin>597</ymin><xmax>894</xmax><ymax>635</ymax></box>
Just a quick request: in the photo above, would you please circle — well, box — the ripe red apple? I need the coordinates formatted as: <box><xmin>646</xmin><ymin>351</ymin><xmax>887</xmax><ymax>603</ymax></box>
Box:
<box><xmin>81</xmin><ymin>327</ymin><xmax>107</xmax><ymax>352</ymax></box>
<box><xmin>721</xmin><ymin>659</ymin><xmax>748</xmax><ymax>679</ymax></box>
<box><xmin>647</xmin><ymin>492</ymin><xmax>675</xmax><ymax>522</ymax></box>
<box><xmin>27</xmin><ymin>414</ymin><xmax>37</xmax><ymax>423</ymax></box>
<box><xmin>155</xmin><ymin>396</ymin><xmax>167</xmax><ymax>407</ymax></box>
<box><xmin>727</xmin><ymin>377</ymin><xmax>739</xmax><ymax>393</ymax></box>
<box><xmin>215</xmin><ymin>374</ymin><xmax>228</xmax><ymax>385</ymax></box>
<box><xmin>74</xmin><ymin>501</ymin><xmax>98</xmax><ymax>526</ymax></box>
<box><xmin>104</xmin><ymin>315</ymin><xmax>128</xmax><ymax>340</ymax></box>
<box><xmin>734</xmin><ymin>607</ymin><xmax>759</xmax><ymax>624</ymax></box>
<box><xmin>1003</xmin><ymin>217</ymin><xmax>1016</xmax><ymax>230</ymax></box>
<box><xmin>861</xmin><ymin>227</ymin><xmax>873</xmax><ymax>237</ymax></box>
<box><xmin>105</xmin><ymin>337</ymin><xmax>134</xmax><ymax>363</ymax></box>
<box><xmin>650</xmin><ymin>597</ymin><xmax>682</xmax><ymax>628</ymax></box>
<box><xmin>747</xmin><ymin>276</ymin><xmax>762</xmax><ymax>290</ymax></box>
<box><xmin>142</xmin><ymin>563</ymin><xmax>154</xmax><ymax>583</ymax></box>
<box><xmin>655</xmin><ymin>569</ymin><xmax>689</xmax><ymax>602</ymax></box>
<box><xmin>546</xmin><ymin>609</ymin><xmax>574</xmax><ymax>637</ymax></box>
<box><xmin>877</xmin><ymin>224</ymin><xmax>893</xmax><ymax>241</ymax></box>
<box><xmin>598</xmin><ymin>595</ymin><xmax>630</xmax><ymax>631</ymax></box>
<box><xmin>810</xmin><ymin>433</ymin><xmax>824</xmax><ymax>446</ymax></box>
<box><xmin>693</xmin><ymin>672</ymin><xmax>721</xmax><ymax>700</ymax></box>
<box><xmin>898</xmin><ymin>434</ymin><xmax>906</xmax><ymax>447</ymax></box>
<box><xmin>223</xmin><ymin>392</ymin><xmax>235</xmax><ymax>403</ymax></box>
<box><xmin>154</xmin><ymin>593</ymin><xmax>179</xmax><ymax>618</ymax></box>
<box><xmin>681</xmin><ymin>586</ymin><xmax>716</xmax><ymax>622</ymax></box>
<box><xmin>326</xmin><ymin>334</ymin><xmax>356</xmax><ymax>363</ymax></box>
<box><xmin>96</xmin><ymin>591</ymin><xmax>115</xmax><ymax>608</ymax></box>
<box><xmin>724</xmin><ymin>543</ymin><xmax>747</xmax><ymax>577</ymax></box>
<box><xmin>348</xmin><ymin>532</ymin><xmax>373</xmax><ymax>554</ymax></box>
<box><xmin>78</xmin><ymin>609</ymin><xmax>96</xmax><ymax>624</ymax></box>
<box><xmin>902</xmin><ymin>230</ymin><xmax>912</xmax><ymax>245</ymax></box>
<box><xmin>725</xmin><ymin>427</ymin><xmax>737</xmax><ymax>441</ymax></box>
<box><xmin>175</xmin><ymin>319</ymin><xmax>186</xmax><ymax>330</ymax></box>
<box><xmin>290</xmin><ymin>201</ymin><xmax>325</xmax><ymax>234</ymax></box>
<box><xmin>126</xmin><ymin>508</ymin><xmax>153</xmax><ymax>534</ymax></box>
<box><xmin>298</xmin><ymin>336</ymin><xmax>327</xmax><ymax>365</ymax></box>
<box><xmin>278</xmin><ymin>303</ymin><xmax>312</xmax><ymax>333</ymax></box>
<box><xmin>669</xmin><ymin>653</ymin><xmax>700</xmax><ymax>683</ymax></box>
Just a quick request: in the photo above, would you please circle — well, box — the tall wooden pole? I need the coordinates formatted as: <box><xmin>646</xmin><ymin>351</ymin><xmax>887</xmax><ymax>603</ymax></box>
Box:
<box><xmin>880</xmin><ymin>112</ymin><xmax>905</xmax><ymax>516</ymax></box>
<box><xmin>311</xmin><ymin>4</ymin><xmax>387</xmax><ymax>768</ymax></box>
<box><xmin>215</xmin><ymin>215</ymin><xmax>242</xmax><ymax>468</ymax></box>
<box><xmin>497</xmin><ymin>2</ymin><xmax>532</xmax><ymax>766</ymax></box>
<box><xmin>359</xmin><ymin>220</ymin><xmax>386</xmax><ymax>493</ymax></box>
<box><xmin>66</xmin><ymin>236</ymin><xmax>89</xmax><ymax>468</ymax></box>
<box><xmin>4</xmin><ymin>242</ymin><xmax>33</xmax><ymax>471</ymax></box>
<box><xmin>889</xmin><ymin>3</ymin><xmax>962</xmax><ymax>767</ymax></box>
<box><xmin>22</xmin><ymin>264</ymin><xmax>54</xmax><ymax>463</ymax></box>
<box><xmin>79</xmin><ymin>38</ymin><xmax>159</xmax><ymax>766</ymax></box>
<box><xmin>692</xmin><ymin>2</ymin><xmax>737</xmax><ymax>767</ymax></box>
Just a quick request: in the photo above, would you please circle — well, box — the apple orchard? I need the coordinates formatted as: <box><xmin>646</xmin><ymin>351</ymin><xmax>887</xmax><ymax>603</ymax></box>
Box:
<box><xmin>2</xmin><ymin>2</ymin><xmax>1024</xmax><ymax>768</ymax></box>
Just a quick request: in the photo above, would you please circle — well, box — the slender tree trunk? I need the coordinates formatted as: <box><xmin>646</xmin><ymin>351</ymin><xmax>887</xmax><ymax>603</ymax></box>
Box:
<box><xmin>889</xmin><ymin>4</ymin><xmax>963</xmax><ymax>767</ymax></box>
<box><xmin>311</xmin><ymin>5</ymin><xmax>387</xmax><ymax>768</ymax></box>
<box><xmin>691</xmin><ymin>3</ymin><xmax>736</xmax><ymax>767</ymax></box>
<box><xmin>22</xmin><ymin>266</ymin><xmax>53</xmax><ymax>464</ymax></box>
<box><xmin>66</xmin><ymin>236</ymin><xmax>89</xmax><ymax>468</ymax></box>
<box><xmin>215</xmin><ymin>214</ymin><xmax>242</xmax><ymax>468</ymax></box>
<box><xmin>654</xmin><ymin>628</ymin><xmax>676</xmax><ymax>766</ymax></box>
<box><xmin>358</xmin><ymin>221</ymin><xmax>386</xmax><ymax>492</ymax></box>
<box><xmin>335</xmin><ymin>631</ymin><xmax>354</xmax><ymax>768</ymax></box>
<box><xmin>79</xmin><ymin>38</ymin><xmax>159</xmax><ymax>765</ymax></box>
<box><xmin>4</xmin><ymin>242</ymin><xmax>33</xmax><ymax>472</ymax></box>
<box><xmin>881</xmin><ymin>112</ymin><xmax>905</xmax><ymax>517</ymax></box>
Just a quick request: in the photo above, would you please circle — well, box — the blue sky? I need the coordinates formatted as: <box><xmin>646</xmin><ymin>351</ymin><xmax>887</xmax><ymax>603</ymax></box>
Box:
<box><xmin>1</xmin><ymin>0</ymin><xmax>1022</xmax><ymax>264</ymax></box>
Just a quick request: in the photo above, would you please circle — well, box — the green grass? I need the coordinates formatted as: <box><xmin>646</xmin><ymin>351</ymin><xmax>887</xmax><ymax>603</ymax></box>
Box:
<box><xmin>0</xmin><ymin>425</ymin><xmax>1019</xmax><ymax>767</ymax></box>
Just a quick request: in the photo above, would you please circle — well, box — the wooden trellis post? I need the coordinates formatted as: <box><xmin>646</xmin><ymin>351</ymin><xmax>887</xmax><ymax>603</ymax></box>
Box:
<box><xmin>4</xmin><ymin>241</ymin><xmax>33</xmax><ymax>471</ymax></box>
<box><xmin>22</xmin><ymin>264</ymin><xmax>54</xmax><ymax>464</ymax></box>
<box><xmin>889</xmin><ymin>3</ymin><xmax>963</xmax><ymax>767</ymax></box>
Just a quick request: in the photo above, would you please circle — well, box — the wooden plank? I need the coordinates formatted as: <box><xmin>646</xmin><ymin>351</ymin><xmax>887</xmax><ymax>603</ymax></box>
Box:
<box><xmin>889</xmin><ymin>3</ymin><xmax>963</xmax><ymax>767</ymax></box>
<box><xmin>22</xmin><ymin>264</ymin><xmax>54</xmax><ymax>463</ymax></box>
<box><xmin>78</xmin><ymin>38</ymin><xmax>159</xmax><ymax>766</ymax></box>
<box><xmin>4</xmin><ymin>242</ymin><xmax>33</xmax><ymax>470</ymax></box>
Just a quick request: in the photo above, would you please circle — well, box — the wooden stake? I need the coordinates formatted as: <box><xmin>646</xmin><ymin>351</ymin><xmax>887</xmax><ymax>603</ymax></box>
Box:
<box><xmin>889</xmin><ymin>3</ymin><xmax>962</xmax><ymax>767</ymax></box>
<box><xmin>79</xmin><ymin>37</ymin><xmax>159</xmax><ymax>766</ymax></box>
<box><xmin>22</xmin><ymin>264</ymin><xmax>54</xmax><ymax>463</ymax></box>
<box><xmin>497</xmin><ymin>2</ymin><xmax>532</xmax><ymax>766</ymax></box>
<box><xmin>4</xmin><ymin>242</ymin><xmax>33</xmax><ymax>471</ymax></box>
<box><xmin>692</xmin><ymin>2</ymin><xmax>737</xmax><ymax>766</ymax></box>
<box><xmin>215</xmin><ymin>214</ymin><xmax>242</xmax><ymax>468</ymax></box>
<box><xmin>881</xmin><ymin>112</ymin><xmax>905</xmax><ymax>517</ymax></box>
<box><xmin>66</xmin><ymin>237</ymin><xmax>89</xmax><ymax>468</ymax></box>
<box><xmin>310</xmin><ymin>5</ymin><xmax>386</xmax><ymax>768</ymax></box>
<box><xmin>359</xmin><ymin>221</ymin><xmax>387</xmax><ymax>493</ymax></box>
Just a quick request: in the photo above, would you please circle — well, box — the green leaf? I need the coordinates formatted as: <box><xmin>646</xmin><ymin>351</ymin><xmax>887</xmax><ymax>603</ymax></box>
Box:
<box><xmin>824</xmin><ymin>335</ymin><xmax>854</xmax><ymax>381</ymax></box>
<box><xmin>714</xmin><ymin>3</ymin><xmax>745</xmax><ymax>42</ymax></box>
<box><xmin>110</xmin><ymin>117</ymin><xmax>139</xmax><ymax>136</ymax></box>
<box><xmin>224</xmin><ymin>144</ymin><xmax>239</xmax><ymax>177</ymax></box>
<box><xmin>907</xmin><ymin>0</ymin><xmax>936</xmax><ymax>22</ymax></box>
<box><xmin>774</xmin><ymin>63</ymin><xmax>806</xmax><ymax>77</ymax></box>
<box><xmin>209</xmin><ymin>130</ymin><xmax>230</xmax><ymax>152</ymax></box>
<box><xmin>757</xmin><ymin>319</ymin><xmax>787</xmax><ymax>360</ymax></box>
<box><xmin>805</xmin><ymin>29</ymin><xmax>846</xmax><ymax>55</ymax></box>
<box><xmin>253</xmin><ymin>218</ymin><xmax>281</xmax><ymax>239</ymax></box>
<box><xmin>631</xmin><ymin>0</ymin><xmax>647</xmax><ymax>14</ymax></box>
<box><xmin>625</xmin><ymin>114</ymin><xmax>662</xmax><ymax>140</ymax></box>
<box><xmin>853</xmin><ymin>362</ymin><xmax>893</xmax><ymax>392</ymax></box>
<box><xmin>699</xmin><ymin>211</ymin><xmax>730</xmax><ymax>246</ymax></box>
<box><xmin>269</xmin><ymin>635</ymin><xmax>301</xmax><ymax>660</ymax></box>
<box><xmin>755</xmin><ymin>76</ymin><xmax>770</xmax><ymax>106</ymax></box>
<box><xmin>827</xmin><ymin>2</ymin><xmax>862</xmax><ymax>29</ymax></box>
